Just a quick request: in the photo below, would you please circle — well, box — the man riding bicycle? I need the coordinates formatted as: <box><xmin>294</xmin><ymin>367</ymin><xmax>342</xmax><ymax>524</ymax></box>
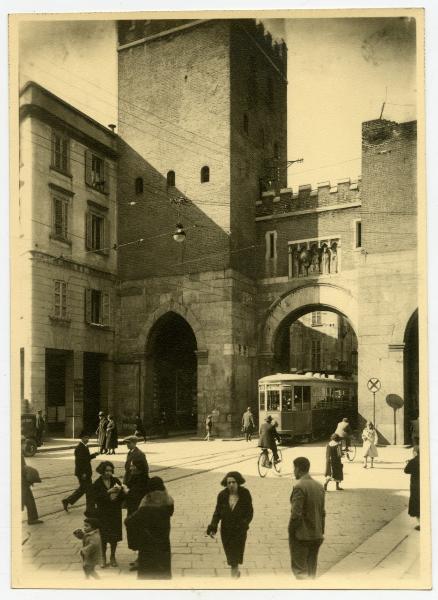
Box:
<box><xmin>258</xmin><ymin>415</ymin><xmax>281</xmax><ymax>465</ymax></box>
<box><xmin>334</xmin><ymin>418</ymin><xmax>353</xmax><ymax>452</ymax></box>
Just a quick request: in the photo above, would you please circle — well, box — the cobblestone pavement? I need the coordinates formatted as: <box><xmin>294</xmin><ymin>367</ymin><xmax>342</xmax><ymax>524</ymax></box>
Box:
<box><xmin>16</xmin><ymin>439</ymin><xmax>419</xmax><ymax>588</ymax></box>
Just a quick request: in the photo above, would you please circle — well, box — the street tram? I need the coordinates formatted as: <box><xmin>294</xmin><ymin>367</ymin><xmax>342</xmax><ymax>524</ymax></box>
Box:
<box><xmin>258</xmin><ymin>373</ymin><xmax>357</xmax><ymax>441</ymax></box>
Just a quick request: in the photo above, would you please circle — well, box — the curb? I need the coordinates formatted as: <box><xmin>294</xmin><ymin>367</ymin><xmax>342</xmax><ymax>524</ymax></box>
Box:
<box><xmin>321</xmin><ymin>509</ymin><xmax>418</xmax><ymax>580</ymax></box>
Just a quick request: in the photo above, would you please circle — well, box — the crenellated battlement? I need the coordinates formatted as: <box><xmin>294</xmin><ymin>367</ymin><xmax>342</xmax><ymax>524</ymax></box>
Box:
<box><xmin>255</xmin><ymin>177</ymin><xmax>361</xmax><ymax>219</ymax></box>
<box><xmin>242</xmin><ymin>19</ymin><xmax>287</xmax><ymax>74</ymax></box>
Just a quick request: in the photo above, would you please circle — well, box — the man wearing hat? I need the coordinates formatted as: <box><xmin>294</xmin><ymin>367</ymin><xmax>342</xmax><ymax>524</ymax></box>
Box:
<box><xmin>62</xmin><ymin>432</ymin><xmax>99</xmax><ymax>513</ymax></box>
<box><xmin>241</xmin><ymin>407</ymin><xmax>255</xmax><ymax>442</ymax></box>
<box><xmin>258</xmin><ymin>415</ymin><xmax>281</xmax><ymax>464</ymax></box>
<box><xmin>123</xmin><ymin>436</ymin><xmax>148</xmax><ymax>485</ymax></box>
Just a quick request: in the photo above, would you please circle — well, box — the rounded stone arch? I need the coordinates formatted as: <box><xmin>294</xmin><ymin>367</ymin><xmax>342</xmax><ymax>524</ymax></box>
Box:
<box><xmin>260</xmin><ymin>283</ymin><xmax>358</xmax><ymax>355</ymax></box>
<box><xmin>391</xmin><ymin>303</ymin><xmax>419</xmax><ymax>345</ymax></box>
<box><xmin>139</xmin><ymin>300</ymin><xmax>207</xmax><ymax>354</ymax></box>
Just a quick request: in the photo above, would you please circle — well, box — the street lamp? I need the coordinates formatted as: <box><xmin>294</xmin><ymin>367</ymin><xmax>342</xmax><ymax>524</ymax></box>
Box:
<box><xmin>173</xmin><ymin>223</ymin><xmax>186</xmax><ymax>243</ymax></box>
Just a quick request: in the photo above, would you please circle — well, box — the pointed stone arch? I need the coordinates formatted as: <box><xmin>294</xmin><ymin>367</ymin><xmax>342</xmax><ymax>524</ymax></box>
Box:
<box><xmin>139</xmin><ymin>299</ymin><xmax>207</xmax><ymax>354</ymax></box>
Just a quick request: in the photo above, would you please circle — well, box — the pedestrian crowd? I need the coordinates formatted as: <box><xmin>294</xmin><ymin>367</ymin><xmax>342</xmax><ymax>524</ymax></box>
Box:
<box><xmin>21</xmin><ymin>409</ymin><xmax>421</xmax><ymax>581</ymax></box>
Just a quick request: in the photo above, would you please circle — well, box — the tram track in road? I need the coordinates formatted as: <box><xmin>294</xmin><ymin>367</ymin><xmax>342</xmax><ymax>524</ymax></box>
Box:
<box><xmin>34</xmin><ymin>443</ymin><xmax>254</xmax><ymax>482</ymax></box>
<box><xmin>27</xmin><ymin>443</ymin><xmax>287</xmax><ymax>521</ymax></box>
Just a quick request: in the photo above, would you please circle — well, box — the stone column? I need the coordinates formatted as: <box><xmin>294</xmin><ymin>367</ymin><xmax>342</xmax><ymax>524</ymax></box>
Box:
<box><xmin>65</xmin><ymin>350</ymin><xmax>84</xmax><ymax>438</ymax></box>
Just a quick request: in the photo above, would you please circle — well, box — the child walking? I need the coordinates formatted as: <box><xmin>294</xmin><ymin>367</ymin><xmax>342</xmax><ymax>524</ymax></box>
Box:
<box><xmin>74</xmin><ymin>517</ymin><xmax>102</xmax><ymax>579</ymax></box>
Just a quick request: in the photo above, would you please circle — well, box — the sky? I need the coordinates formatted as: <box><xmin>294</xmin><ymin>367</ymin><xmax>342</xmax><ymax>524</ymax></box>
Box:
<box><xmin>18</xmin><ymin>15</ymin><xmax>417</xmax><ymax>188</ymax></box>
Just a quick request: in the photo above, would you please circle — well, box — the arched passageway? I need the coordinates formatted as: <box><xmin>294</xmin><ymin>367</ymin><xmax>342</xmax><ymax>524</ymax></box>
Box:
<box><xmin>404</xmin><ymin>309</ymin><xmax>419</xmax><ymax>443</ymax></box>
<box><xmin>146</xmin><ymin>311</ymin><xmax>198</xmax><ymax>430</ymax></box>
<box><xmin>272</xmin><ymin>305</ymin><xmax>358</xmax><ymax>380</ymax></box>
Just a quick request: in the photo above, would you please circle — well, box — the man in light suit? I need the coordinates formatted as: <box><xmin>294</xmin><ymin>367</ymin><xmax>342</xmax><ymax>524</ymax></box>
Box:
<box><xmin>289</xmin><ymin>456</ymin><xmax>325</xmax><ymax>579</ymax></box>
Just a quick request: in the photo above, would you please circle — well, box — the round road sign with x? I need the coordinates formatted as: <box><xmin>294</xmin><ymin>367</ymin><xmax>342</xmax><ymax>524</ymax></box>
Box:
<box><xmin>367</xmin><ymin>378</ymin><xmax>381</xmax><ymax>392</ymax></box>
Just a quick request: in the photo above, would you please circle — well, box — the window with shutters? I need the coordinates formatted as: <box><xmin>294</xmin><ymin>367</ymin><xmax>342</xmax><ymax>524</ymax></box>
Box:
<box><xmin>53</xmin><ymin>280</ymin><xmax>68</xmax><ymax>319</ymax></box>
<box><xmin>52</xmin><ymin>196</ymin><xmax>69</xmax><ymax>241</ymax></box>
<box><xmin>51</xmin><ymin>130</ymin><xmax>69</xmax><ymax>174</ymax></box>
<box><xmin>86</xmin><ymin>210</ymin><xmax>109</xmax><ymax>253</ymax></box>
<box><xmin>85</xmin><ymin>150</ymin><xmax>109</xmax><ymax>194</ymax></box>
<box><xmin>311</xmin><ymin>311</ymin><xmax>322</xmax><ymax>327</ymax></box>
<box><xmin>85</xmin><ymin>288</ymin><xmax>111</xmax><ymax>326</ymax></box>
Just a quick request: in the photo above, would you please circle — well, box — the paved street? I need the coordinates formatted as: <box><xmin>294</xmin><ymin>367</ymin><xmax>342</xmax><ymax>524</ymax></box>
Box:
<box><xmin>17</xmin><ymin>438</ymin><xmax>422</xmax><ymax>588</ymax></box>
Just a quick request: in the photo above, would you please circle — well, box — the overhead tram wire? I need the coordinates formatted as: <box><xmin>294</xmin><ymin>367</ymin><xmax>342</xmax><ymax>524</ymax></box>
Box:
<box><xmin>25</xmin><ymin>53</ymin><xmax>232</xmax><ymax>155</ymax></box>
<box><xmin>21</xmin><ymin>66</ymin><xmax>231</xmax><ymax>164</ymax></box>
<box><xmin>25</xmin><ymin>131</ymin><xmax>407</xmax><ymax>212</ymax></box>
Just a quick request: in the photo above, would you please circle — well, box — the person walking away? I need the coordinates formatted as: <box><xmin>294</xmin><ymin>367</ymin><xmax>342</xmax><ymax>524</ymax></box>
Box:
<box><xmin>258</xmin><ymin>415</ymin><xmax>281</xmax><ymax>464</ymax></box>
<box><xmin>206</xmin><ymin>471</ymin><xmax>253</xmax><ymax>578</ymax></box>
<box><xmin>62</xmin><ymin>431</ymin><xmax>99</xmax><ymax>513</ymax></box>
<box><xmin>125</xmin><ymin>477</ymin><xmax>174</xmax><ymax>579</ymax></box>
<box><xmin>160</xmin><ymin>409</ymin><xmax>168</xmax><ymax>438</ymax></box>
<box><xmin>105</xmin><ymin>414</ymin><xmax>118</xmax><ymax>455</ymax></box>
<box><xmin>21</xmin><ymin>436</ymin><xmax>43</xmax><ymax>525</ymax></box>
<box><xmin>91</xmin><ymin>461</ymin><xmax>124</xmax><ymax>568</ymax></box>
<box><xmin>324</xmin><ymin>434</ymin><xmax>344</xmax><ymax>491</ymax></box>
<box><xmin>35</xmin><ymin>409</ymin><xmax>45</xmax><ymax>447</ymax></box>
<box><xmin>241</xmin><ymin>407</ymin><xmax>255</xmax><ymax>442</ymax></box>
<box><xmin>204</xmin><ymin>414</ymin><xmax>213</xmax><ymax>441</ymax></box>
<box><xmin>361</xmin><ymin>421</ymin><xmax>378</xmax><ymax>468</ymax></box>
<box><xmin>134</xmin><ymin>414</ymin><xmax>146</xmax><ymax>441</ymax></box>
<box><xmin>96</xmin><ymin>412</ymin><xmax>108</xmax><ymax>454</ymax></box>
<box><xmin>334</xmin><ymin>417</ymin><xmax>353</xmax><ymax>452</ymax></box>
<box><xmin>123</xmin><ymin>436</ymin><xmax>148</xmax><ymax>485</ymax></box>
<box><xmin>73</xmin><ymin>517</ymin><xmax>102</xmax><ymax>579</ymax></box>
<box><xmin>404</xmin><ymin>446</ymin><xmax>420</xmax><ymax>530</ymax></box>
<box><xmin>121</xmin><ymin>457</ymin><xmax>150</xmax><ymax>571</ymax></box>
<box><xmin>289</xmin><ymin>456</ymin><xmax>325</xmax><ymax>579</ymax></box>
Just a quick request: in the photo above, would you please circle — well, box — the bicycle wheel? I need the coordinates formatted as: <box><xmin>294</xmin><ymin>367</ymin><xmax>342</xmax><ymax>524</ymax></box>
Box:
<box><xmin>345</xmin><ymin>443</ymin><xmax>356</xmax><ymax>462</ymax></box>
<box><xmin>258</xmin><ymin>452</ymin><xmax>269</xmax><ymax>477</ymax></box>
<box><xmin>273</xmin><ymin>448</ymin><xmax>283</xmax><ymax>473</ymax></box>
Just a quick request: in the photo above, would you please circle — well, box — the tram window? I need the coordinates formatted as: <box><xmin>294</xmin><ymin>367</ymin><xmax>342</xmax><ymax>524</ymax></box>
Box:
<box><xmin>293</xmin><ymin>387</ymin><xmax>303</xmax><ymax>411</ymax></box>
<box><xmin>259</xmin><ymin>388</ymin><xmax>266</xmax><ymax>410</ymax></box>
<box><xmin>302</xmin><ymin>386</ymin><xmax>311</xmax><ymax>410</ymax></box>
<box><xmin>282</xmin><ymin>387</ymin><xmax>293</xmax><ymax>411</ymax></box>
<box><xmin>267</xmin><ymin>389</ymin><xmax>280</xmax><ymax>411</ymax></box>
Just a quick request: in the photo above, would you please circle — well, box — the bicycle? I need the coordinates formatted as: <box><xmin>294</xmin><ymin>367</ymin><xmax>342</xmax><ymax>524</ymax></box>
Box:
<box><xmin>257</xmin><ymin>446</ymin><xmax>283</xmax><ymax>477</ymax></box>
<box><xmin>341</xmin><ymin>437</ymin><xmax>357</xmax><ymax>462</ymax></box>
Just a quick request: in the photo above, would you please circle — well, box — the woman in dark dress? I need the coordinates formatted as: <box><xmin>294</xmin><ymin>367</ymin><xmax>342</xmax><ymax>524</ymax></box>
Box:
<box><xmin>125</xmin><ymin>477</ymin><xmax>174</xmax><ymax>579</ymax></box>
<box><xmin>404</xmin><ymin>446</ymin><xmax>420</xmax><ymax>530</ymax></box>
<box><xmin>122</xmin><ymin>458</ymin><xmax>150</xmax><ymax>570</ymax></box>
<box><xmin>105</xmin><ymin>415</ymin><xmax>118</xmax><ymax>455</ymax></box>
<box><xmin>206</xmin><ymin>471</ymin><xmax>253</xmax><ymax>578</ymax></box>
<box><xmin>324</xmin><ymin>434</ymin><xmax>344</xmax><ymax>491</ymax></box>
<box><xmin>91</xmin><ymin>461</ymin><xmax>124</xmax><ymax>567</ymax></box>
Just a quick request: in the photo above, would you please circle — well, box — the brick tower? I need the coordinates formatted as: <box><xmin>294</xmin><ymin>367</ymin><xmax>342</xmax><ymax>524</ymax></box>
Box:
<box><xmin>116</xmin><ymin>19</ymin><xmax>287</xmax><ymax>436</ymax></box>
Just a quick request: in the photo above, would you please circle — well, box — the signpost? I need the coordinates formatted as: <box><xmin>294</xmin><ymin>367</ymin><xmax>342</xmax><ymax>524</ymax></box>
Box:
<box><xmin>367</xmin><ymin>377</ymin><xmax>381</xmax><ymax>426</ymax></box>
<box><xmin>386</xmin><ymin>394</ymin><xmax>404</xmax><ymax>445</ymax></box>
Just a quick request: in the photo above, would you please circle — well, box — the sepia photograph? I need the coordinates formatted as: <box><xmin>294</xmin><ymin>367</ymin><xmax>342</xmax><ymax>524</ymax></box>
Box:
<box><xmin>9</xmin><ymin>6</ymin><xmax>430</xmax><ymax>590</ymax></box>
